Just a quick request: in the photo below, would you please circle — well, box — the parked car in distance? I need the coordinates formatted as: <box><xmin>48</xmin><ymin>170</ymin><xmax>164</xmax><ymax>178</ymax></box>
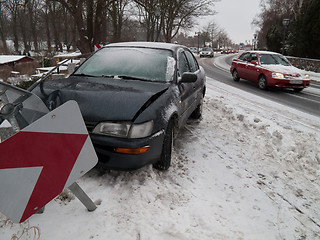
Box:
<box><xmin>230</xmin><ymin>51</ymin><xmax>310</xmax><ymax>92</ymax></box>
<box><xmin>199</xmin><ymin>47</ymin><xmax>214</xmax><ymax>58</ymax></box>
<box><xmin>31</xmin><ymin>42</ymin><xmax>206</xmax><ymax>171</ymax></box>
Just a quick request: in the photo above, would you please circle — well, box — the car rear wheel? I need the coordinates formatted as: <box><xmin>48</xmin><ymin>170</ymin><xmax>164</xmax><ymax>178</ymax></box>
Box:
<box><xmin>153</xmin><ymin>120</ymin><xmax>173</xmax><ymax>171</ymax></box>
<box><xmin>232</xmin><ymin>69</ymin><xmax>240</xmax><ymax>82</ymax></box>
<box><xmin>258</xmin><ymin>75</ymin><xmax>268</xmax><ymax>90</ymax></box>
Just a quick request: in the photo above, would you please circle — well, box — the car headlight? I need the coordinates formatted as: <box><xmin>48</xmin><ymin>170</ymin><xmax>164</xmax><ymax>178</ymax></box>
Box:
<box><xmin>304</xmin><ymin>74</ymin><xmax>310</xmax><ymax>80</ymax></box>
<box><xmin>93</xmin><ymin>120</ymin><xmax>154</xmax><ymax>138</ymax></box>
<box><xmin>272</xmin><ymin>72</ymin><xmax>285</xmax><ymax>79</ymax></box>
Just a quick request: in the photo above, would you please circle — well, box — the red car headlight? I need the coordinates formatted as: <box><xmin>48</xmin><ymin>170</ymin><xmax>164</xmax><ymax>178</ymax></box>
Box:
<box><xmin>272</xmin><ymin>72</ymin><xmax>285</xmax><ymax>79</ymax></box>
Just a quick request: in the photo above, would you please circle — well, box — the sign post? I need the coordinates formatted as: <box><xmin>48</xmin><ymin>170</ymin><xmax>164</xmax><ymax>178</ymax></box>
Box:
<box><xmin>0</xmin><ymin>82</ymin><xmax>98</xmax><ymax>223</ymax></box>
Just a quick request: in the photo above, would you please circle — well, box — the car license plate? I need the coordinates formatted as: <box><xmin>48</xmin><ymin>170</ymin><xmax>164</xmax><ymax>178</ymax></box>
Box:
<box><xmin>290</xmin><ymin>80</ymin><xmax>303</xmax><ymax>84</ymax></box>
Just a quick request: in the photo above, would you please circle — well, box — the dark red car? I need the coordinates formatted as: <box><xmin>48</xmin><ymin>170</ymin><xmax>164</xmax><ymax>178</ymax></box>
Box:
<box><xmin>230</xmin><ymin>51</ymin><xmax>310</xmax><ymax>92</ymax></box>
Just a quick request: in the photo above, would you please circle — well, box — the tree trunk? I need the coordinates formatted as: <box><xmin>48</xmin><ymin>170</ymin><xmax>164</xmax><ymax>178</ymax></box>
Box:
<box><xmin>18</xmin><ymin>9</ymin><xmax>30</xmax><ymax>54</ymax></box>
<box><xmin>27</xmin><ymin>0</ymin><xmax>39</xmax><ymax>52</ymax></box>
<box><xmin>12</xmin><ymin>16</ymin><xmax>19</xmax><ymax>53</ymax></box>
<box><xmin>44</xmin><ymin>4</ymin><xmax>52</xmax><ymax>52</ymax></box>
<box><xmin>0</xmin><ymin>20</ymin><xmax>8</xmax><ymax>53</ymax></box>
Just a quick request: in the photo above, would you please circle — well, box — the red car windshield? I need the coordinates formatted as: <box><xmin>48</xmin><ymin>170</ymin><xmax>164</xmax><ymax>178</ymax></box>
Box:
<box><xmin>259</xmin><ymin>54</ymin><xmax>291</xmax><ymax>66</ymax></box>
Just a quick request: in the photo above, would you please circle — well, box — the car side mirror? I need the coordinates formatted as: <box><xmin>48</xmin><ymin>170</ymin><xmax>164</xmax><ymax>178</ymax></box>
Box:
<box><xmin>251</xmin><ymin>60</ymin><xmax>258</xmax><ymax>65</ymax></box>
<box><xmin>180</xmin><ymin>72</ymin><xmax>197</xmax><ymax>83</ymax></box>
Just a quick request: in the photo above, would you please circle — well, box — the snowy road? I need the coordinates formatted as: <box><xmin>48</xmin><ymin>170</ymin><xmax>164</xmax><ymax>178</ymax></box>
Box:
<box><xmin>1</xmin><ymin>77</ymin><xmax>320</xmax><ymax>239</ymax></box>
<box><xmin>199</xmin><ymin>54</ymin><xmax>320</xmax><ymax>117</ymax></box>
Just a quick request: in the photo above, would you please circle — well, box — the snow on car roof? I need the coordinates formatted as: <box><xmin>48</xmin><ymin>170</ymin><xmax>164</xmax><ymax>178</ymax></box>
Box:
<box><xmin>245</xmin><ymin>50</ymin><xmax>281</xmax><ymax>55</ymax></box>
<box><xmin>105</xmin><ymin>41</ymin><xmax>184</xmax><ymax>51</ymax></box>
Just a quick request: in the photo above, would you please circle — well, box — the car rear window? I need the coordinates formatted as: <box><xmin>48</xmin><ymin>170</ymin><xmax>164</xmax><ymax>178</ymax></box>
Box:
<box><xmin>74</xmin><ymin>47</ymin><xmax>175</xmax><ymax>82</ymax></box>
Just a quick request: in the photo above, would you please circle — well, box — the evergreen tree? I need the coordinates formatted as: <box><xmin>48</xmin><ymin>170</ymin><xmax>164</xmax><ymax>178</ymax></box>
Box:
<box><xmin>290</xmin><ymin>0</ymin><xmax>320</xmax><ymax>58</ymax></box>
<box><xmin>266</xmin><ymin>22</ymin><xmax>282</xmax><ymax>53</ymax></box>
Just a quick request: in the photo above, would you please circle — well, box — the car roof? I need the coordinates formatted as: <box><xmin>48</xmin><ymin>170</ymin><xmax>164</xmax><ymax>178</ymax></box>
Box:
<box><xmin>105</xmin><ymin>41</ymin><xmax>185</xmax><ymax>52</ymax></box>
<box><xmin>244</xmin><ymin>50</ymin><xmax>281</xmax><ymax>55</ymax></box>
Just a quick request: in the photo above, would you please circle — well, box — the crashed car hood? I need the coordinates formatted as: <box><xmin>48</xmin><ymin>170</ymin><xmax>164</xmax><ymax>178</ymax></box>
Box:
<box><xmin>37</xmin><ymin>76</ymin><xmax>169</xmax><ymax>122</ymax></box>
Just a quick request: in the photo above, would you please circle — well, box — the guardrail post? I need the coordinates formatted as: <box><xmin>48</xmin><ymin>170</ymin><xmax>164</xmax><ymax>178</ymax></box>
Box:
<box><xmin>68</xmin><ymin>182</ymin><xmax>97</xmax><ymax>212</ymax></box>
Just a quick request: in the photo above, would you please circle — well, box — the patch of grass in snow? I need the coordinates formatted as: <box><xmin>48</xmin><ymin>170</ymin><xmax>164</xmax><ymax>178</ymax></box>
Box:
<box><xmin>55</xmin><ymin>189</ymin><xmax>75</xmax><ymax>205</ymax></box>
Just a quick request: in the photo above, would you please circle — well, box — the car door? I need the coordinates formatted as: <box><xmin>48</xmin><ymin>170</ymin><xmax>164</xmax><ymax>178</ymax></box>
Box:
<box><xmin>184</xmin><ymin>49</ymin><xmax>204</xmax><ymax>103</ymax></box>
<box><xmin>236</xmin><ymin>52</ymin><xmax>251</xmax><ymax>79</ymax></box>
<box><xmin>245</xmin><ymin>53</ymin><xmax>260</xmax><ymax>82</ymax></box>
<box><xmin>177</xmin><ymin>49</ymin><xmax>196</xmax><ymax>121</ymax></box>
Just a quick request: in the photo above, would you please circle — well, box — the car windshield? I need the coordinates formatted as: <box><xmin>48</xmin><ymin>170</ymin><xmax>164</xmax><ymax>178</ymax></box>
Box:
<box><xmin>259</xmin><ymin>54</ymin><xmax>291</xmax><ymax>66</ymax></box>
<box><xmin>74</xmin><ymin>47</ymin><xmax>175</xmax><ymax>82</ymax></box>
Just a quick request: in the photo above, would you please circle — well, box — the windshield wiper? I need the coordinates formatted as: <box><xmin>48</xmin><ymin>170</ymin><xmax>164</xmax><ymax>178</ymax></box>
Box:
<box><xmin>73</xmin><ymin>73</ymin><xmax>97</xmax><ymax>77</ymax></box>
<box><xmin>117</xmin><ymin>75</ymin><xmax>148</xmax><ymax>81</ymax></box>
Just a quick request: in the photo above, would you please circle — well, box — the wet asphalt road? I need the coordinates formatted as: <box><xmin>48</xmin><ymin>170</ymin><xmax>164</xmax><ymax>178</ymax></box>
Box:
<box><xmin>198</xmin><ymin>54</ymin><xmax>320</xmax><ymax>118</ymax></box>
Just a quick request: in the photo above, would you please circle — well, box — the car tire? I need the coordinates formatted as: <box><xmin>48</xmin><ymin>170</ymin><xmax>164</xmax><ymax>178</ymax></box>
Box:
<box><xmin>258</xmin><ymin>75</ymin><xmax>268</xmax><ymax>90</ymax></box>
<box><xmin>232</xmin><ymin>69</ymin><xmax>240</xmax><ymax>82</ymax></box>
<box><xmin>153</xmin><ymin>120</ymin><xmax>173</xmax><ymax>171</ymax></box>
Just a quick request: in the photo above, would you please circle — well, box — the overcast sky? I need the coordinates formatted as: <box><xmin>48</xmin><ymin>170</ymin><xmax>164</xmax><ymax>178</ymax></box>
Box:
<box><xmin>198</xmin><ymin>0</ymin><xmax>261</xmax><ymax>44</ymax></box>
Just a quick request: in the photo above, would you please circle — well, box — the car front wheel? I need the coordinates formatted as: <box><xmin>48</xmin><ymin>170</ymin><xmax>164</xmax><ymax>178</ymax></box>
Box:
<box><xmin>153</xmin><ymin>120</ymin><xmax>173</xmax><ymax>171</ymax></box>
<box><xmin>258</xmin><ymin>75</ymin><xmax>268</xmax><ymax>90</ymax></box>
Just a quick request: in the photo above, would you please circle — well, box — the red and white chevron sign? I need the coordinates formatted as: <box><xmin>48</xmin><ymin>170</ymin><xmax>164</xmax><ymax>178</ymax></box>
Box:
<box><xmin>0</xmin><ymin>100</ymin><xmax>98</xmax><ymax>223</ymax></box>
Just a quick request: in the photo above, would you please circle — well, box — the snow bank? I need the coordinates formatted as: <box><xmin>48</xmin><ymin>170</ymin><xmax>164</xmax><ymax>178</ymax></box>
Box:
<box><xmin>0</xmin><ymin>78</ymin><xmax>319</xmax><ymax>239</ymax></box>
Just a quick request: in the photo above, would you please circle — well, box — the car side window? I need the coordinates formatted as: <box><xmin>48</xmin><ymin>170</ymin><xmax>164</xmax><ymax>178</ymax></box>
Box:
<box><xmin>179</xmin><ymin>52</ymin><xmax>191</xmax><ymax>75</ymax></box>
<box><xmin>184</xmin><ymin>50</ymin><xmax>199</xmax><ymax>73</ymax></box>
<box><xmin>239</xmin><ymin>53</ymin><xmax>250</xmax><ymax>62</ymax></box>
<box><xmin>250</xmin><ymin>53</ymin><xmax>258</xmax><ymax>61</ymax></box>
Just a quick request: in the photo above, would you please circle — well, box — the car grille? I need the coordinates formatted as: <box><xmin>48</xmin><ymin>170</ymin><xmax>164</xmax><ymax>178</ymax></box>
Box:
<box><xmin>287</xmin><ymin>73</ymin><xmax>301</xmax><ymax>78</ymax></box>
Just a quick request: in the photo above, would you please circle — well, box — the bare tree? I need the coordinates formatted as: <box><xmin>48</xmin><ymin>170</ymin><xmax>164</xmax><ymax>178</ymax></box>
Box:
<box><xmin>5</xmin><ymin>0</ymin><xmax>24</xmax><ymax>53</ymax></box>
<box><xmin>53</xmin><ymin>0</ymin><xmax>113</xmax><ymax>54</ymax></box>
<box><xmin>133</xmin><ymin>0</ymin><xmax>160</xmax><ymax>41</ymax></box>
<box><xmin>160</xmin><ymin>0</ymin><xmax>216</xmax><ymax>43</ymax></box>
<box><xmin>0</xmin><ymin>0</ymin><xmax>220</xmax><ymax>55</ymax></box>
<box><xmin>18</xmin><ymin>2</ymin><xmax>30</xmax><ymax>53</ymax></box>
<box><xmin>108</xmin><ymin>0</ymin><xmax>129</xmax><ymax>42</ymax></box>
<box><xmin>201</xmin><ymin>20</ymin><xmax>218</xmax><ymax>47</ymax></box>
<box><xmin>26</xmin><ymin>0</ymin><xmax>42</xmax><ymax>52</ymax></box>
<box><xmin>216</xmin><ymin>29</ymin><xmax>231</xmax><ymax>49</ymax></box>
<box><xmin>0</xmin><ymin>0</ymin><xmax>9</xmax><ymax>53</ymax></box>
<box><xmin>134</xmin><ymin>0</ymin><xmax>217</xmax><ymax>43</ymax></box>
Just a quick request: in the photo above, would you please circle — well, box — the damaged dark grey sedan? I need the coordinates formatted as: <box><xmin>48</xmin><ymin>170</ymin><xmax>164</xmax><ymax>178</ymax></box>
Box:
<box><xmin>32</xmin><ymin>42</ymin><xmax>206</xmax><ymax>170</ymax></box>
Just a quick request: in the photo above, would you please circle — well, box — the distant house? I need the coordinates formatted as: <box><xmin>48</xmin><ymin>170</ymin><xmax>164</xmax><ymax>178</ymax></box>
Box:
<box><xmin>0</xmin><ymin>55</ymin><xmax>34</xmax><ymax>70</ymax></box>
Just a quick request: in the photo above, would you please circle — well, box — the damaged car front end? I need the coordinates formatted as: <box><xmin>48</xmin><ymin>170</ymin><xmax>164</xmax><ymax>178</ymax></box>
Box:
<box><xmin>31</xmin><ymin>42</ymin><xmax>206</xmax><ymax>170</ymax></box>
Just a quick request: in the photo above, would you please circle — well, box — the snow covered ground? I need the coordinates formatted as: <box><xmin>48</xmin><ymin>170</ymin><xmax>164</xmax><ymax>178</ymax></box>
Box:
<box><xmin>1</xmin><ymin>63</ymin><xmax>320</xmax><ymax>239</ymax></box>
